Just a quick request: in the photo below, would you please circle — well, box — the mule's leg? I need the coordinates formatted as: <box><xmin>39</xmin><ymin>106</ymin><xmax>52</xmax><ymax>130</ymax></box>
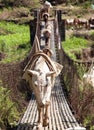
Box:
<box><xmin>37</xmin><ymin>106</ymin><xmax>43</xmax><ymax>129</ymax></box>
<box><xmin>43</xmin><ymin>103</ymin><xmax>50</xmax><ymax>127</ymax></box>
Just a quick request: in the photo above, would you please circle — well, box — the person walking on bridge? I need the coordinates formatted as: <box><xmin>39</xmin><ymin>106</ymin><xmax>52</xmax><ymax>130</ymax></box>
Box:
<box><xmin>39</xmin><ymin>1</ymin><xmax>53</xmax><ymax>19</ymax></box>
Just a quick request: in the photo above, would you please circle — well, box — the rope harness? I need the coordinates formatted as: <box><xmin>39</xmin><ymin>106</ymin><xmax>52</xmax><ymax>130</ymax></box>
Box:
<box><xmin>24</xmin><ymin>52</ymin><xmax>55</xmax><ymax>72</ymax></box>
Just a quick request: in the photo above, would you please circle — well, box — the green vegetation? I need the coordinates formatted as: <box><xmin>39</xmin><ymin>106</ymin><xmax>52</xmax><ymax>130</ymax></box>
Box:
<box><xmin>31</xmin><ymin>0</ymin><xmax>41</xmax><ymax>9</ymax></box>
<box><xmin>62</xmin><ymin>36</ymin><xmax>88</xmax><ymax>60</ymax></box>
<box><xmin>80</xmin><ymin>1</ymin><xmax>92</xmax><ymax>9</ymax></box>
<box><xmin>84</xmin><ymin>115</ymin><xmax>94</xmax><ymax>130</ymax></box>
<box><xmin>0</xmin><ymin>81</ymin><xmax>20</xmax><ymax>129</ymax></box>
<box><xmin>0</xmin><ymin>21</ymin><xmax>30</xmax><ymax>63</ymax></box>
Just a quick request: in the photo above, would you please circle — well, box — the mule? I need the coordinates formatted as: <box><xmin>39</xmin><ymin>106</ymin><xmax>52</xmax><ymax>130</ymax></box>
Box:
<box><xmin>23</xmin><ymin>52</ymin><xmax>63</xmax><ymax>129</ymax></box>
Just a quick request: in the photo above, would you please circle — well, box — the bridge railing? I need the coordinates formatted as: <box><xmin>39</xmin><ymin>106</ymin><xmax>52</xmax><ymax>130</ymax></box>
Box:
<box><xmin>55</xmin><ymin>10</ymin><xmax>94</xmax><ymax>128</ymax></box>
<box><xmin>55</xmin><ymin>9</ymin><xmax>94</xmax><ymax>93</ymax></box>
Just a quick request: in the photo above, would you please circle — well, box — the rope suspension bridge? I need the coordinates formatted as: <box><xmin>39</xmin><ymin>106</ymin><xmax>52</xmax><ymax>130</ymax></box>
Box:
<box><xmin>16</xmin><ymin>9</ymin><xmax>86</xmax><ymax>130</ymax></box>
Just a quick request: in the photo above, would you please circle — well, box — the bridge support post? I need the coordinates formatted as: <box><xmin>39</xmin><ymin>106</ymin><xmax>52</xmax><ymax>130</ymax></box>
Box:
<box><xmin>29</xmin><ymin>9</ymin><xmax>40</xmax><ymax>46</ymax></box>
<box><xmin>57</xmin><ymin>10</ymin><xmax>62</xmax><ymax>22</ymax></box>
<box><xmin>60</xmin><ymin>19</ymin><xmax>66</xmax><ymax>41</ymax></box>
<box><xmin>34</xmin><ymin>9</ymin><xmax>38</xmax><ymax>18</ymax></box>
<box><xmin>55</xmin><ymin>9</ymin><xmax>65</xmax><ymax>41</ymax></box>
<box><xmin>55</xmin><ymin>9</ymin><xmax>62</xmax><ymax>22</ymax></box>
<box><xmin>29</xmin><ymin>18</ymin><xmax>37</xmax><ymax>46</ymax></box>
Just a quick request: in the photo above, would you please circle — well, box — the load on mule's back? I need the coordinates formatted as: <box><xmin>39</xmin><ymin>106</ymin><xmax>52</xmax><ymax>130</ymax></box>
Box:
<box><xmin>23</xmin><ymin>50</ymin><xmax>63</xmax><ymax>129</ymax></box>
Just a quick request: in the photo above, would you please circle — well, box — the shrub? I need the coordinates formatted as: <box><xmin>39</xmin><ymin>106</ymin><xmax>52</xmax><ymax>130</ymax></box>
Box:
<box><xmin>0</xmin><ymin>81</ymin><xmax>20</xmax><ymax>129</ymax></box>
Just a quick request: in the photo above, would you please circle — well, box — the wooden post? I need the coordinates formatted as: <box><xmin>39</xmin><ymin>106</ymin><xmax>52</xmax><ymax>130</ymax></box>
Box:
<box><xmin>61</xmin><ymin>19</ymin><xmax>65</xmax><ymax>41</ymax></box>
<box><xmin>29</xmin><ymin>9</ymin><xmax>40</xmax><ymax>46</ymax></box>
<box><xmin>29</xmin><ymin>18</ymin><xmax>37</xmax><ymax>46</ymax></box>
<box><xmin>34</xmin><ymin>9</ymin><xmax>38</xmax><ymax>18</ymax></box>
<box><xmin>55</xmin><ymin>9</ymin><xmax>65</xmax><ymax>41</ymax></box>
<box><xmin>57</xmin><ymin>10</ymin><xmax>62</xmax><ymax>23</ymax></box>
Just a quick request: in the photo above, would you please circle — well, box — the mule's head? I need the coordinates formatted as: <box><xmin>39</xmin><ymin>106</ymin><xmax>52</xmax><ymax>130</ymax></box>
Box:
<box><xmin>27</xmin><ymin>69</ymin><xmax>55</xmax><ymax>105</ymax></box>
<box><xmin>27</xmin><ymin>69</ymin><xmax>55</xmax><ymax>87</ymax></box>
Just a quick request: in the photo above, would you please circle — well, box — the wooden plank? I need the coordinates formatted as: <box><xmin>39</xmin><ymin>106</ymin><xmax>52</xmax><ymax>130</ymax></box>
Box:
<box><xmin>49</xmin><ymin>107</ymin><xmax>52</xmax><ymax>130</ymax></box>
<box><xmin>24</xmin><ymin>99</ymin><xmax>35</xmax><ymax>123</ymax></box>
<box><xmin>55</xmin><ymin>82</ymin><xmax>71</xmax><ymax>128</ymax></box>
<box><xmin>58</xmin><ymin>81</ymin><xmax>79</xmax><ymax>127</ymax></box>
<box><xmin>20</xmin><ymin>99</ymin><xmax>34</xmax><ymax>123</ymax></box>
<box><xmin>54</xmin><ymin>78</ymin><xmax>68</xmax><ymax>129</ymax></box>
<box><xmin>28</xmin><ymin>101</ymin><xmax>37</xmax><ymax>124</ymax></box>
<box><xmin>52</xmin><ymin>94</ymin><xmax>60</xmax><ymax>129</ymax></box>
<box><xmin>54</xmin><ymin>86</ymin><xmax>65</xmax><ymax>130</ymax></box>
<box><xmin>55</xmin><ymin>78</ymin><xmax>80</xmax><ymax>129</ymax></box>
<box><xmin>50</xmin><ymin>95</ymin><xmax>56</xmax><ymax>130</ymax></box>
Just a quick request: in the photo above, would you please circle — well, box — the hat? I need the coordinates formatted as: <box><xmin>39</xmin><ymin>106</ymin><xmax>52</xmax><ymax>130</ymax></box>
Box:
<box><xmin>44</xmin><ymin>1</ymin><xmax>53</xmax><ymax>8</ymax></box>
<box><xmin>43</xmin><ymin>12</ymin><xmax>49</xmax><ymax>17</ymax></box>
<box><xmin>43</xmin><ymin>47</ymin><xmax>53</xmax><ymax>56</ymax></box>
<box><xmin>43</xmin><ymin>28</ymin><xmax>51</xmax><ymax>34</ymax></box>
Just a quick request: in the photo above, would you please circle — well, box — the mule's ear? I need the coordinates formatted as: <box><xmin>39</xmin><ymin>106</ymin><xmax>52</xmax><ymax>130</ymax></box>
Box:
<box><xmin>46</xmin><ymin>71</ymin><xmax>56</xmax><ymax>77</ymax></box>
<box><xmin>27</xmin><ymin>69</ymin><xmax>39</xmax><ymax>76</ymax></box>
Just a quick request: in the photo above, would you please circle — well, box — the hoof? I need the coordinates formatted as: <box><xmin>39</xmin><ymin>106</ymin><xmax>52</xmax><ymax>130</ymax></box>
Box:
<box><xmin>43</xmin><ymin>118</ymin><xmax>49</xmax><ymax>127</ymax></box>
<box><xmin>36</xmin><ymin>123</ymin><xmax>42</xmax><ymax>130</ymax></box>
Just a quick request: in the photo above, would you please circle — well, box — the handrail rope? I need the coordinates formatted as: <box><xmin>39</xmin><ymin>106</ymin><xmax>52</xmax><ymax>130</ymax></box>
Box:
<box><xmin>34</xmin><ymin>10</ymin><xmax>40</xmax><ymax>41</ymax></box>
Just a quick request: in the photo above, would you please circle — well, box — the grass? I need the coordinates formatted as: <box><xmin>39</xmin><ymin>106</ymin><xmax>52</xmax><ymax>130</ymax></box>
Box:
<box><xmin>81</xmin><ymin>1</ymin><xmax>92</xmax><ymax>9</ymax></box>
<box><xmin>0</xmin><ymin>21</ymin><xmax>30</xmax><ymax>63</ymax></box>
<box><xmin>62</xmin><ymin>36</ymin><xmax>88</xmax><ymax>60</ymax></box>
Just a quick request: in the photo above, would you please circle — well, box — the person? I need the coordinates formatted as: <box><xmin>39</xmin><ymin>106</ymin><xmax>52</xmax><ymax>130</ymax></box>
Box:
<box><xmin>43</xmin><ymin>28</ymin><xmax>51</xmax><ymax>47</ymax></box>
<box><xmin>39</xmin><ymin>1</ymin><xmax>53</xmax><ymax>19</ymax></box>
<box><xmin>43</xmin><ymin>1</ymin><xmax>53</xmax><ymax>13</ymax></box>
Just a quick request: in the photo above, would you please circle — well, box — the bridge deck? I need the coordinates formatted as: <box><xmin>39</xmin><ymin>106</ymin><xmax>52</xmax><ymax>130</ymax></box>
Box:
<box><xmin>17</xmin><ymin>78</ymin><xmax>79</xmax><ymax>130</ymax></box>
<box><xmin>17</xmin><ymin>20</ymin><xmax>85</xmax><ymax>130</ymax></box>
